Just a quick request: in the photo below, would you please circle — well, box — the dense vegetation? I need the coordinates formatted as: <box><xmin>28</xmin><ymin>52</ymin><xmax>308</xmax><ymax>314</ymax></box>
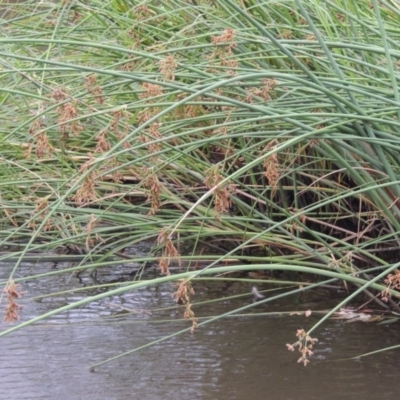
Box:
<box><xmin>1</xmin><ymin>0</ymin><xmax>400</xmax><ymax>366</ymax></box>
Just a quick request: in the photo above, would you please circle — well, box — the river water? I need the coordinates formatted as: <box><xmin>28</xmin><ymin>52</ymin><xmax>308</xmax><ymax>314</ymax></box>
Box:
<box><xmin>0</xmin><ymin>259</ymin><xmax>399</xmax><ymax>400</ymax></box>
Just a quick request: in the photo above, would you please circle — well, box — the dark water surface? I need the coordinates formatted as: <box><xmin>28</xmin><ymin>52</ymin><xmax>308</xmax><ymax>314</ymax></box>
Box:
<box><xmin>1</xmin><ymin>261</ymin><xmax>399</xmax><ymax>400</ymax></box>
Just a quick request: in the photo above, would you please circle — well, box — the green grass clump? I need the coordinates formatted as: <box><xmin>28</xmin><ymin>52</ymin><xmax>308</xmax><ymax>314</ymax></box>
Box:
<box><xmin>1</xmin><ymin>0</ymin><xmax>400</xmax><ymax>365</ymax></box>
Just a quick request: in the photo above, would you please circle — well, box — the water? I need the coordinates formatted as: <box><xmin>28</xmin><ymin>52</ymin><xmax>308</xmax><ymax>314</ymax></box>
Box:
<box><xmin>1</xmin><ymin>260</ymin><xmax>399</xmax><ymax>399</ymax></box>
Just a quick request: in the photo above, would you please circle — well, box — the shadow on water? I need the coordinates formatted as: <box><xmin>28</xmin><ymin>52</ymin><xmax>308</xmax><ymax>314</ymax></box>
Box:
<box><xmin>0</xmin><ymin>259</ymin><xmax>400</xmax><ymax>400</ymax></box>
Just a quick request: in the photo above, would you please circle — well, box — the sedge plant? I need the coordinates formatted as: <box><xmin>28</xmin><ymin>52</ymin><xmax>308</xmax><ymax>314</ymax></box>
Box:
<box><xmin>0</xmin><ymin>0</ymin><xmax>400</xmax><ymax>366</ymax></box>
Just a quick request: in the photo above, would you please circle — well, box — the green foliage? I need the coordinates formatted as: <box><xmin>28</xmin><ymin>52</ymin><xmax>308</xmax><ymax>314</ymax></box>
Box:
<box><xmin>1</xmin><ymin>0</ymin><xmax>400</xmax><ymax>365</ymax></box>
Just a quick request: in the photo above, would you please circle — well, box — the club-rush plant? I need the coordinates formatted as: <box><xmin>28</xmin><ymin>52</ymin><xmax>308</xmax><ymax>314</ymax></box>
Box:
<box><xmin>1</xmin><ymin>0</ymin><xmax>400</xmax><ymax>366</ymax></box>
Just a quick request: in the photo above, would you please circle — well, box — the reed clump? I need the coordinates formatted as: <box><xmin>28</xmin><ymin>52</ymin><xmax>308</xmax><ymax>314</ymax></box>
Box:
<box><xmin>1</xmin><ymin>0</ymin><xmax>400</xmax><ymax>365</ymax></box>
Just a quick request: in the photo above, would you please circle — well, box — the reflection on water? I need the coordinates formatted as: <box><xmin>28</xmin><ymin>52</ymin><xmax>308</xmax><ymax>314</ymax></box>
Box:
<box><xmin>0</xmin><ymin>261</ymin><xmax>399</xmax><ymax>400</ymax></box>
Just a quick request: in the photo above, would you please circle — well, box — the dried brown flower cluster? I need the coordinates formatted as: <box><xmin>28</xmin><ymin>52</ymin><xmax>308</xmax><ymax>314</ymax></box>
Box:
<box><xmin>159</xmin><ymin>55</ymin><xmax>178</xmax><ymax>81</ymax></box>
<box><xmin>246</xmin><ymin>79</ymin><xmax>277</xmax><ymax>103</ymax></box>
<box><xmin>95</xmin><ymin>129</ymin><xmax>111</xmax><ymax>153</ymax></box>
<box><xmin>305</xmin><ymin>34</ymin><xmax>317</xmax><ymax>41</ymax></box>
<box><xmin>179</xmin><ymin>88</ymin><xmax>197</xmax><ymax>113</ymax></box>
<box><xmin>111</xmin><ymin>110</ymin><xmax>131</xmax><ymax>149</ymax></box>
<box><xmin>211</xmin><ymin>28</ymin><xmax>237</xmax><ymax>51</ymax></box>
<box><xmin>28</xmin><ymin>113</ymin><xmax>53</xmax><ymax>159</ymax></box>
<box><xmin>54</xmin><ymin>88</ymin><xmax>84</xmax><ymax>140</ymax></box>
<box><xmin>138</xmin><ymin>84</ymin><xmax>164</xmax><ymax>139</ymax></box>
<box><xmin>106</xmin><ymin>157</ymin><xmax>124</xmax><ymax>183</ymax></box>
<box><xmin>204</xmin><ymin>165</ymin><xmax>234</xmax><ymax>214</ymax></box>
<box><xmin>71</xmin><ymin>153</ymin><xmax>99</xmax><ymax>205</ymax></box>
<box><xmin>140</xmin><ymin>82</ymin><xmax>164</xmax><ymax>100</ymax></box>
<box><xmin>94</xmin><ymin>110</ymin><xmax>129</xmax><ymax>182</ymax></box>
<box><xmin>286</xmin><ymin>328</ymin><xmax>318</xmax><ymax>366</ymax></box>
<box><xmin>263</xmin><ymin>139</ymin><xmax>280</xmax><ymax>189</ymax></box>
<box><xmin>381</xmin><ymin>269</ymin><xmax>400</xmax><ymax>302</ymax></box>
<box><xmin>134</xmin><ymin>4</ymin><xmax>152</xmax><ymax>20</ymax></box>
<box><xmin>85</xmin><ymin>75</ymin><xmax>105</xmax><ymax>104</ymax></box>
<box><xmin>157</xmin><ymin>229</ymin><xmax>181</xmax><ymax>275</ymax></box>
<box><xmin>139</xmin><ymin>122</ymin><xmax>162</xmax><ymax>156</ymax></box>
<box><xmin>3</xmin><ymin>280</ymin><xmax>25</xmax><ymax>323</ymax></box>
<box><xmin>141</xmin><ymin>168</ymin><xmax>162</xmax><ymax>215</ymax></box>
<box><xmin>173</xmin><ymin>279</ymin><xmax>198</xmax><ymax>334</ymax></box>
<box><xmin>28</xmin><ymin>196</ymin><xmax>53</xmax><ymax>231</ymax></box>
<box><xmin>58</xmin><ymin>101</ymin><xmax>84</xmax><ymax>137</ymax></box>
<box><xmin>210</xmin><ymin>28</ymin><xmax>238</xmax><ymax>75</ymax></box>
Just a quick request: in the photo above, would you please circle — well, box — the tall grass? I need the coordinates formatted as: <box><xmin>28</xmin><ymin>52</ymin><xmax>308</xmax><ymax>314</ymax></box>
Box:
<box><xmin>1</xmin><ymin>0</ymin><xmax>400</xmax><ymax>365</ymax></box>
